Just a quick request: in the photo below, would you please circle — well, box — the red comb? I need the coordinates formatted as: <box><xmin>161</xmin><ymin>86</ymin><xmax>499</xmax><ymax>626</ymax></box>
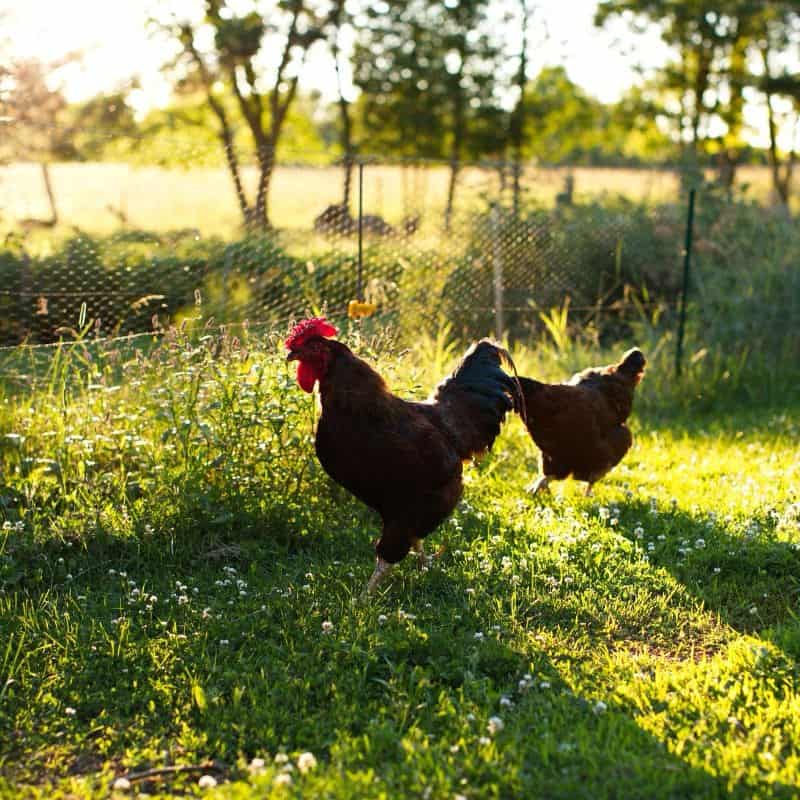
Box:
<box><xmin>285</xmin><ymin>317</ymin><xmax>339</xmax><ymax>350</ymax></box>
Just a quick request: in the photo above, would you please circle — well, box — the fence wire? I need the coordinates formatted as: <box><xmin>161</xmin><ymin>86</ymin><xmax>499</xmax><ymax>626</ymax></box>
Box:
<box><xmin>0</xmin><ymin>151</ymin><xmax>696</xmax><ymax>351</ymax></box>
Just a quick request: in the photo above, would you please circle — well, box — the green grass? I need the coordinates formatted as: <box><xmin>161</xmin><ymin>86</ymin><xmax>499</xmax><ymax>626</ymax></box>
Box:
<box><xmin>0</xmin><ymin>325</ymin><xmax>799</xmax><ymax>798</ymax></box>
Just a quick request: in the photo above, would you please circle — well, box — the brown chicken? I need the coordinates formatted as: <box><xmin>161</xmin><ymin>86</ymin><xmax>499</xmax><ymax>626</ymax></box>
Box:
<box><xmin>518</xmin><ymin>348</ymin><xmax>646</xmax><ymax>496</ymax></box>
<box><xmin>285</xmin><ymin>318</ymin><xmax>520</xmax><ymax>594</ymax></box>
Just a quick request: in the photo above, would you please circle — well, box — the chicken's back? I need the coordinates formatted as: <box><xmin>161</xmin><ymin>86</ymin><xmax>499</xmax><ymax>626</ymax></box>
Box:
<box><xmin>518</xmin><ymin>375</ymin><xmax>633</xmax><ymax>483</ymax></box>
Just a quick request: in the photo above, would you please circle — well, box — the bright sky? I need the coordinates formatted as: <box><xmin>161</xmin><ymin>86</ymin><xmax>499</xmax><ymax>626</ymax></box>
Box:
<box><xmin>0</xmin><ymin>0</ymin><xmax>793</xmax><ymax>148</ymax></box>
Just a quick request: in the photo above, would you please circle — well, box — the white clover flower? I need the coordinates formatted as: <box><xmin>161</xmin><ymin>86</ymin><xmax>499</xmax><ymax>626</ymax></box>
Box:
<box><xmin>634</xmin><ymin>526</ymin><xmax>644</xmax><ymax>539</ymax></box>
<box><xmin>539</xmin><ymin>681</ymin><xmax>551</xmax><ymax>689</ymax></box>
<box><xmin>321</xmin><ymin>621</ymin><xmax>334</xmax><ymax>633</ymax></box>
<box><xmin>297</xmin><ymin>752</ymin><xmax>317</xmax><ymax>773</ymax></box>
<box><xmin>112</xmin><ymin>777</ymin><xmax>131</xmax><ymax>791</ymax></box>
<box><xmin>65</xmin><ymin>706</ymin><xmax>76</xmax><ymax>716</ymax></box>
<box><xmin>478</xmin><ymin>736</ymin><xmax>490</xmax><ymax>746</ymax></box>
<box><xmin>274</xmin><ymin>753</ymin><xmax>289</xmax><ymax>765</ymax></box>
<box><xmin>511</xmin><ymin>575</ymin><xmax>521</xmax><ymax>585</ymax></box>
<box><xmin>694</xmin><ymin>538</ymin><xmax>706</xmax><ymax>549</ymax></box>
<box><xmin>465</xmin><ymin>587</ymin><xmax>475</xmax><ymax>595</ymax></box>
<box><xmin>713</xmin><ymin>567</ymin><xmax>721</xmax><ymax>574</ymax></box>
<box><xmin>378</xmin><ymin>614</ymin><xmax>388</xmax><ymax>624</ymax></box>
<box><xmin>273</xmin><ymin>773</ymin><xmax>293</xmax><ymax>787</ymax></box>
<box><xmin>499</xmin><ymin>695</ymin><xmax>513</xmax><ymax>708</ymax></box>
<box><xmin>487</xmin><ymin>716</ymin><xmax>504</xmax><ymax>735</ymax></box>
<box><xmin>220</xmin><ymin>639</ymin><xmax>230</xmax><ymax>645</ymax></box>
<box><xmin>598</xmin><ymin>507</ymin><xmax>609</xmax><ymax>520</ymax></box>
<box><xmin>473</xmin><ymin>632</ymin><xmax>484</xmax><ymax>641</ymax></box>
<box><xmin>198</xmin><ymin>774</ymin><xmax>217</xmax><ymax>789</ymax></box>
<box><xmin>248</xmin><ymin>757</ymin><xmax>266</xmax><ymax>775</ymax></box>
<box><xmin>593</xmin><ymin>700</ymin><xmax>608</xmax><ymax>715</ymax></box>
<box><xmin>749</xmin><ymin>606</ymin><xmax>758</xmax><ymax>615</ymax></box>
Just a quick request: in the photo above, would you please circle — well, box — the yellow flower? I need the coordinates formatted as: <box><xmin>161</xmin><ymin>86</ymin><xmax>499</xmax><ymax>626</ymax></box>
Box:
<box><xmin>348</xmin><ymin>300</ymin><xmax>377</xmax><ymax>319</ymax></box>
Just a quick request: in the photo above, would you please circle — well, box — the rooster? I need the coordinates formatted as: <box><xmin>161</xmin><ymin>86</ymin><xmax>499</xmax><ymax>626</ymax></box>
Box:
<box><xmin>518</xmin><ymin>348</ymin><xmax>646</xmax><ymax>496</ymax></box>
<box><xmin>285</xmin><ymin>318</ymin><xmax>520</xmax><ymax>594</ymax></box>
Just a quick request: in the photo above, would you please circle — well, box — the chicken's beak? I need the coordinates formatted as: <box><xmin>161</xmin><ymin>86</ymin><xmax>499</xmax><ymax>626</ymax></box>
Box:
<box><xmin>286</xmin><ymin>351</ymin><xmax>300</xmax><ymax>362</ymax></box>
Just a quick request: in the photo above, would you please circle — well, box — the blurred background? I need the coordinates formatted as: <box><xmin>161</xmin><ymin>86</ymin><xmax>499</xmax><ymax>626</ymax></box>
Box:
<box><xmin>0</xmin><ymin>0</ymin><xmax>798</xmax><ymax>391</ymax></box>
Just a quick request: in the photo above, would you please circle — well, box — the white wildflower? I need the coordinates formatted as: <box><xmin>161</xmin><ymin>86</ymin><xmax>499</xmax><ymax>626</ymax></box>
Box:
<box><xmin>112</xmin><ymin>777</ymin><xmax>131</xmax><ymax>791</ymax></box>
<box><xmin>593</xmin><ymin>700</ymin><xmax>608</xmax><ymax>715</ymax></box>
<box><xmin>297</xmin><ymin>752</ymin><xmax>317</xmax><ymax>773</ymax></box>
<box><xmin>487</xmin><ymin>716</ymin><xmax>504</xmax><ymax>735</ymax></box>
<box><xmin>322</xmin><ymin>621</ymin><xmax>334</xmax><ymax>634</ymax></box>
<box><xmin>248</xmin><ymin>757</ymin><xmax>266</xmax><ymax>775</ymax></box>
<box><xmin>198</xmin><ymin>774</ymin><xmax>217</xmax><ymax>789</ymax></box>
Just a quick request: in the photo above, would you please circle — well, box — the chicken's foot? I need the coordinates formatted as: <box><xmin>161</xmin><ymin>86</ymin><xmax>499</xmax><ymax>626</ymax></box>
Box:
<box><xmin>365</xmin><ymin>557</ymin><xmax>393</xmax><ymax>595</ymax></box>
<box><xmin>413</xmin><ymin>539</ymin><xmax>445</xmax><ymax>571</ymax></box>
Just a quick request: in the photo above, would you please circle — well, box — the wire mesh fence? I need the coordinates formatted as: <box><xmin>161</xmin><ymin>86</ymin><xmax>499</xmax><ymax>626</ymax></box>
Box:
<box><xmin>0</xmin><ymin>149</ymin><xmax>693</xmax><ymax>352</ymax></box>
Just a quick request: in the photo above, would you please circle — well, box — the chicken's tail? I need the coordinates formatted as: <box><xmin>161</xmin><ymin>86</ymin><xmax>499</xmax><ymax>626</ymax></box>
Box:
<box><xmin>433</xmin><ymin>339</ymin><xmax>524</xmax><ymax>460</ymax></box>
<box><xmin>617</xmin><ymin>348</ymin><xmax>646</xmax><ymax>384</ymax></box>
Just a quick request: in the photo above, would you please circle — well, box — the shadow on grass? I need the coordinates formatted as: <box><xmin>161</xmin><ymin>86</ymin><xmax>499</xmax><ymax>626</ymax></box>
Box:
<box><xmin>1</xmin><ymin>510</ymin><xmax>791</xmax><ymax>798</ymax></box>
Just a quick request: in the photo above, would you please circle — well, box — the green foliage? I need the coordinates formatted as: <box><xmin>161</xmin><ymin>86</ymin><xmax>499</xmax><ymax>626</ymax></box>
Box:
<box><xmin>0</xmin><ymin>324</ymin><xmax>799</xmax><ymax>797</ymax></box>
<box><xmin>352</xmin><ymin>0</ymin><xmax>507</xmax><ymax>160</ymax></box>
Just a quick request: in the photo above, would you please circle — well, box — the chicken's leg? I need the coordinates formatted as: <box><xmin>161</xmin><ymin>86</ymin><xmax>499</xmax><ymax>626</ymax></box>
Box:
<box><xmin>527</xmin><ymin>475</ymin><xmax>551</xmax><ymax>496</ymax></box>
<box><xmin>584</xmin><ymin>483</ymin><xmax>594</xmax><ymax>497</ymax></box>
<box><xmin>412</xmin><ymin>539</ymin><xmax>445</xmax><ymax>571</ymax></box>
<box><xmin>365</xmin><ymin>557</ymin><xmax>393</xmax><ymax>595</ymax></box>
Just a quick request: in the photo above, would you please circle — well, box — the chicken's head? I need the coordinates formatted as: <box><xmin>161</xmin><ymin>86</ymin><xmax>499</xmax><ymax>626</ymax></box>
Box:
<box><xmin>285</xmin><ymin>317</ymin><xmax>339</xmax><ymax>392</ymax></box>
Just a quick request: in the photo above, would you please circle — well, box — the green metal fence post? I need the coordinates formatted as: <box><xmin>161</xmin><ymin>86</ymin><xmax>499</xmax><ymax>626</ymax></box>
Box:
<box><xmin>357</xmin><ymin>161</ymin><xmax>364</xmax><ymax>302</ymax></box>
<box><xmin>675</xmin><ymin>188</ymin><xmax>696</xmax><ymax>378</ymax></box>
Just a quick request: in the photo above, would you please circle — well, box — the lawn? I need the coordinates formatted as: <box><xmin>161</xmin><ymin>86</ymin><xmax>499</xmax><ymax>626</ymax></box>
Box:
<box><xmin>0</xmin><ymin>325</ymin><xmax>799</xmax><ymax>798</ymax></box>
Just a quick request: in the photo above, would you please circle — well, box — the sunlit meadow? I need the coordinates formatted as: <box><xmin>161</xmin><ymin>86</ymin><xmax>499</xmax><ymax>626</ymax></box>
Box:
<box><xmin>0</xmin><ymin>320</ymin><xmax>798</xmax><ymax>798</ymax></box>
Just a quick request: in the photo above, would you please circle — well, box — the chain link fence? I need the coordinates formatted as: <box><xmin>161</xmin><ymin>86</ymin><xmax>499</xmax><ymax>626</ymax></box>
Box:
<box><xmin>0</xmin><ymin>149</ymin><xmax>695</xmax><ymax>351</ymax></box>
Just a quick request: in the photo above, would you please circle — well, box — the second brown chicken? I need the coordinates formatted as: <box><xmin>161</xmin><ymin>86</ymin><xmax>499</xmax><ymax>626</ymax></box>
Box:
<box><xmin>517</xmin><ymin>348</ymin><xmax>646</xmax><ymax>496</ymax></box>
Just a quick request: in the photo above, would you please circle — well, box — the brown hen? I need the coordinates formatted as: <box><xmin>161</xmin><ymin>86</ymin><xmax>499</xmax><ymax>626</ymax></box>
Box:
<box><xmin>285</xmin><ymin>318</ymin><xmax>521</xmax><ymax>593</ymax></box>
<box><xmin>518</xmin><ymin>348</ymin><xmax>646</xmax><ymax>496</ymax></box>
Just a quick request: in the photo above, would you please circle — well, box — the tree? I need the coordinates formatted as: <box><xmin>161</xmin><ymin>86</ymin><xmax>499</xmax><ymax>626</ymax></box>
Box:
<box><xmin>353</xmin><ymin>0</ymin><xmax>507</xmax><ymax>229</ymax></box>
<box><xmin>0</xmin><ymin>56</ymin><xmax>80</xmax><ymax>225</ymax></box>
<box><xmin>595</xmin><ymin>0</ymin><xmax>787</xmax><ymax>187</ymax></box>
<box><xmin>324</xmin><ymin>0</ymin><xmax>356</xmax><ymax>208</ymax></box>
<box><xmin>753</xmin><ymin>7</ymin><xmax>800</xmax><ymax>210</ymax></box>
<box><xmin>157</xmin><ymin>1</ymin><xmax>330</xmax><ymax>230</ymax></box>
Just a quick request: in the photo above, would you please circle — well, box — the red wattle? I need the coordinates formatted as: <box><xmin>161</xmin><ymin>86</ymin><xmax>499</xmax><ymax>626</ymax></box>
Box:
<box><xmin>297</xmin><ymin>361</ymin><xmax>318</xmax><ymax>393</ymax></box>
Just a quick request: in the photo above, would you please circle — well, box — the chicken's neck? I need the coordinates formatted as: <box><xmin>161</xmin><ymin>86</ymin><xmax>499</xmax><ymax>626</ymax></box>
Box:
<box><xmin>318</xmin><ymin>353</ymin><xmax>390</xmax><ymax>412</ymax></box>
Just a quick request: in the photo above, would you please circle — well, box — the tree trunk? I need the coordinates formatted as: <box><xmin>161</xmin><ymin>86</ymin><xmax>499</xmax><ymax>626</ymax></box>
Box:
<box><xmin>765</xmin><ymin>92</ymin><xmax>795</xmax><ymax>210</ymax></box>
<box><xmin>217</xmin><ymin>120</ymin><xmax>250</xmax><ymax>223</ymax></box>
<box><xmin>332</xmin><ymin>8</ymin><xmax>354</xmax><ymax>209</ymax></box>
<box><xmin>444</xmin><ymin>70</ymin><xmax>465</xmax><ymax>232</ymax></box>
<box><xmin>40</xmin><ymin>162</ymin><xmax>58</xmax><ymax>225</ymax></box>
<box><xmin>510</xmin><ymin>0</ymin><xmax>529</xmax><ymax>218</ymax></box>
<box><xmin>252</xmin><ymin>140</ymin><xmax>275</xmax><ymax>231</ymax></box>
<box><xmin>444</xmin><ymin>158</ymin><xmax>459</xmax><ymax>231</ymax></box>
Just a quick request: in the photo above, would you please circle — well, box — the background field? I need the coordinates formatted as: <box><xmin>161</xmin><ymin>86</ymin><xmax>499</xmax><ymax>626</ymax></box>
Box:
<box><xmin>0</xmin><ymin>161</ymin><xmax>779</xmax><ymax>240</ymax></box>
